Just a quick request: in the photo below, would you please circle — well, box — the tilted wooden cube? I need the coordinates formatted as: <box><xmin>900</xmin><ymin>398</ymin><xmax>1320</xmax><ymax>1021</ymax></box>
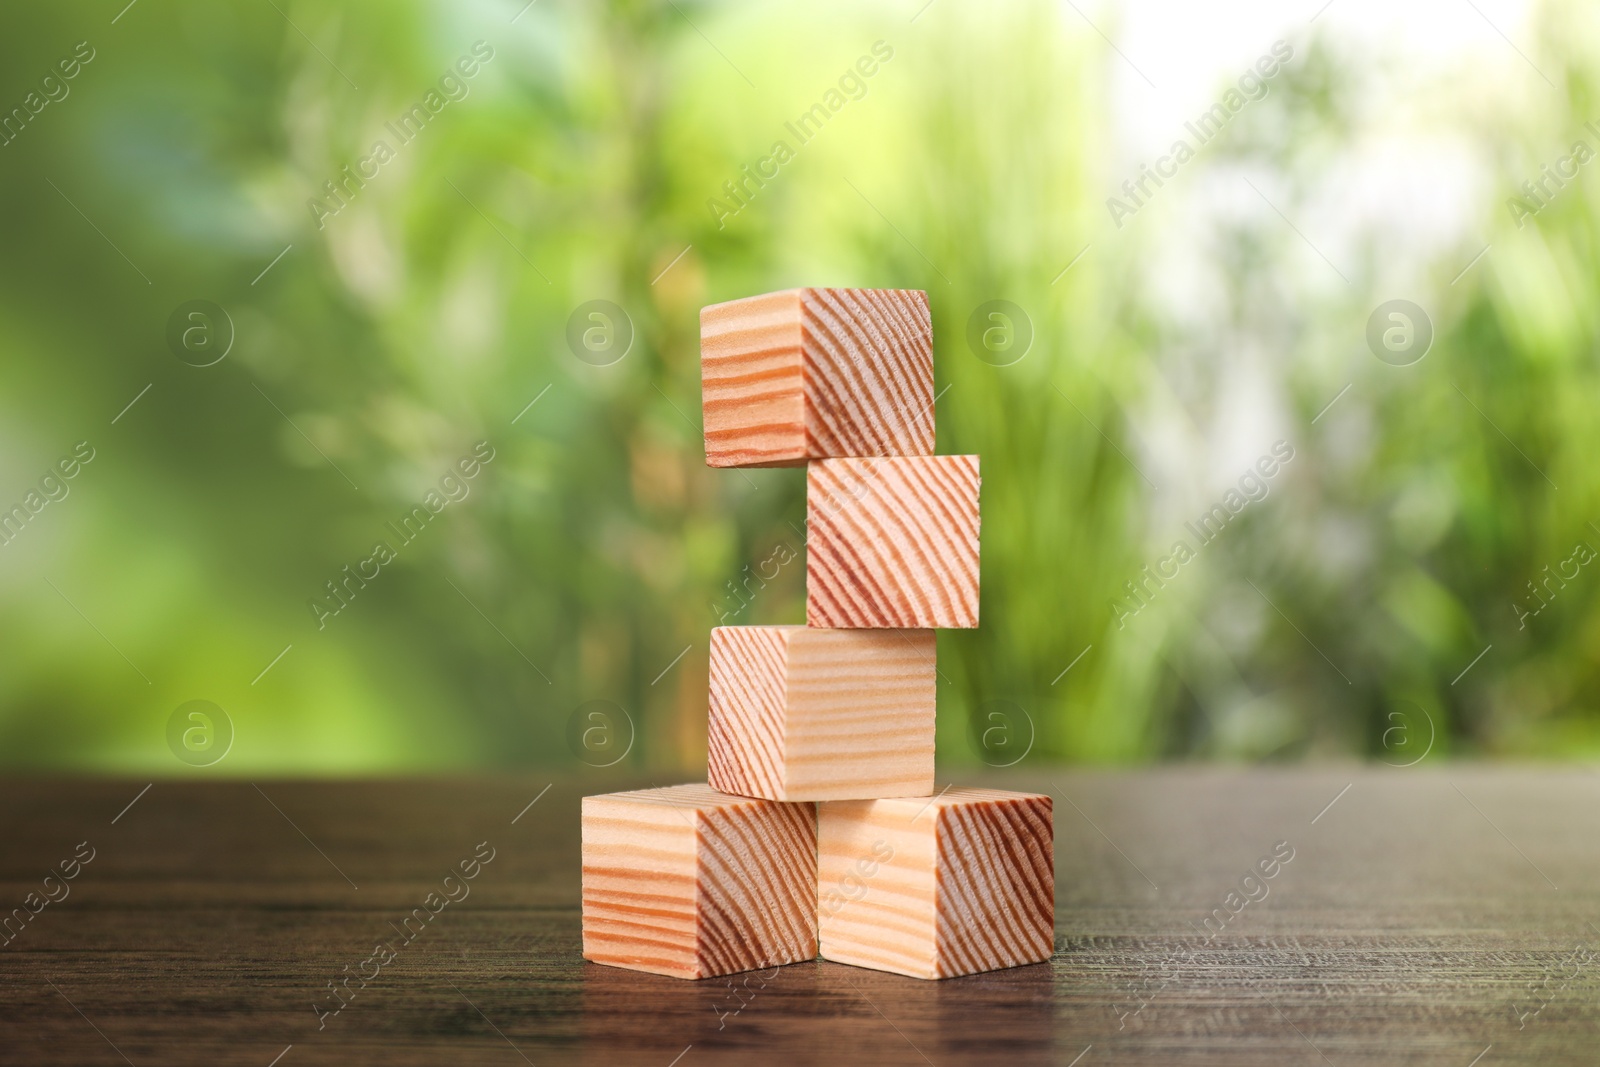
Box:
<box><xmin>582</xmin><ymin>784</ymin><xmax>817</xmax><ymax>979</ymax></box>
<box><xmin>806</xmin><ymin>454</ymin><xmax>980</xmax><ymax>629</ymax></box>
<box><xmin>708</xmin><ymin>625</ymin><xmax>935</xmax><ymax>802</ymax></box>
<box><xmin>700</xmin><ymin>288</ymin><xmax>933</xmax><ymax>467</ymax></box>
<box><xmin>817</xmin><ymin>789</ymin><xmax>1053</xmax><ymax>979</ymax></box>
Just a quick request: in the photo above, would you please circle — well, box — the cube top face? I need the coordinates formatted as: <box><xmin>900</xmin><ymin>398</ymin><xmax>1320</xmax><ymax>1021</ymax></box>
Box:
<box><xmin>817</xmin><ymin>789</ymin><xmax>1053</xmax><ymax>980</ymax></box>
<box><xmin>700</xmin><ymin>288</ymin><xmax>933</xmax><ymax>468</ymax></box>
<box><xmin>582</xmin><ymin>784</ymin><xmax>818</xmax><ymax>979</ymax></box>
<box><xmin>806</xmin><ymin>455</ymin><xmax>980</xmax><ymax>629</ymax></box>
<box><xmin>707</xmin><ymin>626</ymin><xmax>935</xmax><ymax>802</ymax></box>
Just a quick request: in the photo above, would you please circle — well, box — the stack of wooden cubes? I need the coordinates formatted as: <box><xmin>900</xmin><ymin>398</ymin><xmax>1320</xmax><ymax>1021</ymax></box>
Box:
<box><xmin>581</xmin><ymin>288</ymin><xmax>1054</xmax><ymax>981</ymax></box>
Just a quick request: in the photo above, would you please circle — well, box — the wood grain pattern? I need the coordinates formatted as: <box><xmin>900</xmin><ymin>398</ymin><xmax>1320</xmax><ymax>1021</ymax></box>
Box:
<box><xmin>700</xmin><ymin>290</ymin><xmax>804</xmax><ymax>468</ymax></box>
<box><xmin>9</xmin><ymin>771</ymin><xmax>1600</xmax><ymax>1065</ymax></box>
<box><xmin>707</xmin><ymin>625</ymin><xmax>935</xmax><ymax>802</ymax></box>
<box><xmin>582</xmin><ymin>784</ymin><xmax>816</xmax><ymax>980</ymax></box>
<box><xmin>699</xmin><ymin>288</ymin><xmax>933</xmax><ymax>468</ymax></box>
<box><xmin>806</xmin><ymin>455</ymin><xmax>980</xmax><ymax>629</ymax></box>
<box><xmin>799</xmin><ymin>288</ymin><xmax>934</xmax><ymax>459</ymax></box>
<box><xmin>817</xmin><ymin>789</ymin><xmax>1053</xmax><ymax>980</ymax></box>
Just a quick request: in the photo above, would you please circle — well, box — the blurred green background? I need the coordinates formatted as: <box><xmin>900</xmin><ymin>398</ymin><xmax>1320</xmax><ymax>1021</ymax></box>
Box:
<box><xmin>2</xmin><ymin>0</ymin><xmax>1597</xmax><ymax>774</ymax></box>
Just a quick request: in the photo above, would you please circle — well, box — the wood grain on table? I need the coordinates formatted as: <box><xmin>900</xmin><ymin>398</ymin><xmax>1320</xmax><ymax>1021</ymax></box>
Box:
<box><xmin>1</xmin><ymin>769</ymin><xmax>1597</xmax><ymax>1065</ymax></box>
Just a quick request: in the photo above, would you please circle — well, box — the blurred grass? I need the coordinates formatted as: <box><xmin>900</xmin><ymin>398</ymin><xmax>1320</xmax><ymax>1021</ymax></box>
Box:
<box><xmin>1</xmin><ymin>0</ymin><xmax>1598</xmax><ymax>774</ymax></box>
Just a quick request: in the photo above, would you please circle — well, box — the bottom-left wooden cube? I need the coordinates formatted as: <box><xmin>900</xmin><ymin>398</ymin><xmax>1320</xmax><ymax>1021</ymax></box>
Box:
<box><xmin>582</xmin><ymin>784</ymin><xmax>818</xmax><ymax>979</ymax></box>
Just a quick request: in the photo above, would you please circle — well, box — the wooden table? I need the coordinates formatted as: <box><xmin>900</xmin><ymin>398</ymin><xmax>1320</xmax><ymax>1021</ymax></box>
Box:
<box><xmin>2</xmin><ymin>769</ymin><xmax>1596</xmax><ymax>1065</ymax></box>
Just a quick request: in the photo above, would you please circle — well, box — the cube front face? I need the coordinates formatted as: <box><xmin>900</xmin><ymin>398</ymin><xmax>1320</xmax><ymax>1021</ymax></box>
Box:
<box><xmin>806</xmin><ymin>455</ymin><xmax>981</xmax><ymax>629</ymax></box>
<box><xmin>693</xmin><ymin>795</ymin><xmax>819</xmax><ymax>977</ymax></box>
<box><xmin>931</xmin><ymin>791</ymin><xmax>1054</xmax><ymax>978</ymax></box>
<box><xmin>707</xmin><ymin>627</ymin><xmax>789</xmax><ymax>801</ymax></box>
<box><xmin>701</xmin><ymin>290</ymin><xmax>805</xmax><ymax>468</ymax></box>
<box><xmin>700</xmin><ymin>288</ymin><xmax>933</xmax><ymax>468</ymax></box>
<box><xmin>799</xmin><ymin>288</ymin><xmax>933</xmax><ymax>460</ymax></box>
<box><xmin>708</xmin><ymin>626</ymin><xmax>935</xmax><ymax>802</ymax></box>
<box><xmin>816</xmin><ymin>797</ymin><xmax>939</xmax><ymax>979</ymax></box>
<box><xmin>817</xmin><ymin>790</ymin><xmax>1054</xmax><ymax>980</ymax></box>
<box><xmin>582</xmin><ymin>791</ymin><xmax>699</xmax><ymax>978</ymax></box>
<box><xmin>582</xmin><ymin>785</ymin><xmax>818</xmax><ymax>980</ymax></box>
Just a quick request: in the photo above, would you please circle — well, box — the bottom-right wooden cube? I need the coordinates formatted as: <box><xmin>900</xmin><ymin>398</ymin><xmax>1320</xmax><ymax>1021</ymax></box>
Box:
<box><xmin>817</xmin><ymin>788</ymin><xmax>1054</xmax><ymax>979</ymax></box>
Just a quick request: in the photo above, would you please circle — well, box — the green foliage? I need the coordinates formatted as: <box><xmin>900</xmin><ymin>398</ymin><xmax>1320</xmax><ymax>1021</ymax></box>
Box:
<box><xmin>0</xmin><ymin>0</ymin><xmax>1596</xmax><ymax>772</ymax></box>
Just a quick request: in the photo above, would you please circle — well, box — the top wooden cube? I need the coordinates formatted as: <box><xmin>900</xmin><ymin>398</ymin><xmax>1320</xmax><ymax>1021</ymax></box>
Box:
<box><xmin>699</xmin><ymin>288</ymin><xmax>934</xmax><ymax>467</ymax></box>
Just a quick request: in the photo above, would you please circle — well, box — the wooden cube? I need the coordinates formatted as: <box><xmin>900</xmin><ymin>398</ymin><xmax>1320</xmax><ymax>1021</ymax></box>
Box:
<box><xmin>817</xmin><ymin>789</ymin><xmax>1053</xmax><ymax>979</ymax></box>
<box><xmin>806</xmin><ymin>455</ymin><xmax>980</xmax><ymax>629</ymax></box>
<box><xmin>708</xmin><ymin>625</ymin><xmax>935</xmax><ymax>802</ymax></box>
<box><xmin>582</xmin><ymin>784</ymin><xmax>817</xmax><ymax>979</ymax></box>
<box><xmin>700</xmin><ymin>288</ymin><xmax>933</xmax><ymax>468</ymax></box>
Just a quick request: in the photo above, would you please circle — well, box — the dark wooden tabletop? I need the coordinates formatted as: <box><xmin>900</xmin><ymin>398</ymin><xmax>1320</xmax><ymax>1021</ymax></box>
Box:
<box><xmin>1</xmin><ymin>768</ymin><xmax>1596</xmax><ymax>1065</ymax></box>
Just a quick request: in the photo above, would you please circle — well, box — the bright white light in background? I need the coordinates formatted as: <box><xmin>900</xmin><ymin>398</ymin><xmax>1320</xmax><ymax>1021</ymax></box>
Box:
<box><xmin>1069</xmin><ymin>0</ymin><xmax>1548</xmax><ymax>525</ymax></box>
<box><xmin>1103</xmin><ymin>0</ymin><xmax>1541</xmax><ymax>155</ymax></box>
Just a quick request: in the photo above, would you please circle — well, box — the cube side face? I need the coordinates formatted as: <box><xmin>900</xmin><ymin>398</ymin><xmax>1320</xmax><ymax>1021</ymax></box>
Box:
<box><xmin>799</xmin><ymin>288</ymin><xmax>934</xmax><ymax>460</ymax></box>
<box><xmin>700</xmin><ymin>291</ymin><xmax>805</xmax><ymax>468</ymax></box>
<box><xmin>782</xmin><ymin>628</ymin><xmax>935</xmax><ymax>800</ymax></box>
<box><xmin>806</xmin><ymin>455</ymin><xmax>981</xmax><ymax>629</ymax></box>
<box><xmin>817</xmin><ymin>798</ymin><xmax>938</xmax><ymax>979</ymax></box>
<box><xmin>707</xmin><ymin>626</ymin><xmax>793</xmax><ymax>801</ymax></box>
<box><xmin>695</xmin><ymin>799</ymin><xmax>819</xmax><ymax>977</ymax></box>
<box><xmin>581</xmin><ymin>794</ymin><xmax>699</xmax><ymax>979</ymax></box>
<box><xmin>932</xmin><ymin>792</ymin><xmax>1054</xmax><ymax>978</ymax></box>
